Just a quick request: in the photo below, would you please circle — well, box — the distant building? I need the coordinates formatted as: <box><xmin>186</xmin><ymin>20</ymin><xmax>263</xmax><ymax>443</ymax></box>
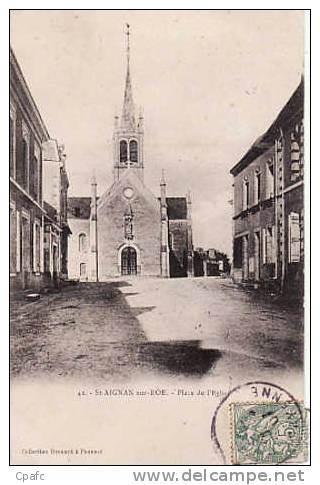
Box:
<box><xmin>194</xmin><ymin>248</ymin><xmax>230</xmax><ymax>277</ymax></box>
<box><xmin>67</xmin><ymin>27</ymin><xmax>193</xmax><ymax>280</ymax></box>
<box><xmin>42</xmin><ymin>140</ymin><xmax>71</xmax><ymax>284</ymax></box>
<box><xmin>10</xmin><ymin>48</ymin><xmax>70</xmax><ymax>290</ymax></box>
<box><xmin>230</xmin><ymin>79</ymin><xmax>304</xmax><ymax>296</ymax></box>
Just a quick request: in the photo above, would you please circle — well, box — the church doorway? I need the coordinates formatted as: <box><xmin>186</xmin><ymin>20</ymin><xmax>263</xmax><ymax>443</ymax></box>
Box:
<box><xmin>121</xmin><ymin>247</ymin><xmax>137</xmax><ymax>275</ymax></box>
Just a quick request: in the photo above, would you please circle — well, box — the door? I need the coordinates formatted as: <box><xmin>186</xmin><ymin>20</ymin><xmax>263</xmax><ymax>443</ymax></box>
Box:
<box><xmin>254</xmin><ymin>232</ymin><xmax>260</xmax><ymax>281</ymax></box>
<box><xmin>121</xmin><ymin>247</ymin><xmax>137</xmax><ymax>275</ymax></box>
<box><xmin>80</xmin><ymin>263</ymin><xmax>87</xmax><ymax>281</ymax></box>
<box><xmin>242</xmin><ymin>235</ymin><xmax>249</xmax><ymax>281</ymax></box>
<box><xmin>21</xmin><ymin>216</ymin><xmax>30</xmax><ymax>288</ymax></box>
<box><xmin>53</xmin><ymin>244</ymin><xmax>58</xmax><ymax>286</ymax></box>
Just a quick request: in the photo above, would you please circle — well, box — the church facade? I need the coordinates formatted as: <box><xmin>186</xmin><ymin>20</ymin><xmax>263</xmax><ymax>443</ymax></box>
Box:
<box><xmin>67</xmin><ymin>28</ymin><xmax>194</xmax><ymax>280</ymax></box>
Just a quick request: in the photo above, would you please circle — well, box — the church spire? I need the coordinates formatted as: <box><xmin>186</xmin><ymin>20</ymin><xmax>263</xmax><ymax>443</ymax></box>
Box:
<box><xmin>113</xmin><ymin>24</ymin><xmax>144</xmax><ymax>182</ymax></box>
<box><xmin>121</xmin><ymin>23</ymin><xmax>136</xmax><ymax>130</ymax></box>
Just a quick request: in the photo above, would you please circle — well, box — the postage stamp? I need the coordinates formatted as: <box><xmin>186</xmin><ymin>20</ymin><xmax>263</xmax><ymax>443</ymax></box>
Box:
<box><xmin>230</xmin><ymin>402</ymin><xmax>308</xmax><ymax>465</ymax></box>
<box><xmin>211</xmin><ymin>381</ymin><xmax>309</xmax><ymax>465</ymax></box>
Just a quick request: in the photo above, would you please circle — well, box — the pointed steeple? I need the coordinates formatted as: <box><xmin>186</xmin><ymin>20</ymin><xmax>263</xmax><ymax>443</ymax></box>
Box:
<box><xmin>121</xmin><ymin>24</ymin><xmax>136</xmax><ymax>130</ymax></box>
<box><xmin>113</xmin><ymin>24</ymin><xmax>144</xmax><ymax>182</ymax></box>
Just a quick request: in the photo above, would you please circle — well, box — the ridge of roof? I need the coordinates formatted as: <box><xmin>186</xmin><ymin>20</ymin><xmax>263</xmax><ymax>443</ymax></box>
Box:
<box><xmin>230</xmin><ymin>79</ymin><xmax>304</xmax><ymax>176</ymax></box>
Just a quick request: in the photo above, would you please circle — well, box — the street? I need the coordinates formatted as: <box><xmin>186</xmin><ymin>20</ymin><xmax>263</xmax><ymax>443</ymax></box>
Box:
<box><xmin>10</xmin><ymin>277</ymin><xmax>304</xmax><ymax>382</ymax></box>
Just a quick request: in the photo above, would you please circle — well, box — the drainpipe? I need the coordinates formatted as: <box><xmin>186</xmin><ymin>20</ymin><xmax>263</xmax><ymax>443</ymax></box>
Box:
<box><xmin>274</xmin><ymin>138</ymin><xmax>278</xmax><ymax>282</ymax></box>
<box><xmin>278</xmin><ymin>128</ymin><xmax>286</xmax><ymax>293</ymax></box>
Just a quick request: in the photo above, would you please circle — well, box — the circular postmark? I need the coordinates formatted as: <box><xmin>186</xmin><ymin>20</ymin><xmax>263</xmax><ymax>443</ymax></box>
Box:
<box><xmin>211</xmin><ymin>381</ymin><xmax>307</xmax><ymax>465</ymax></box>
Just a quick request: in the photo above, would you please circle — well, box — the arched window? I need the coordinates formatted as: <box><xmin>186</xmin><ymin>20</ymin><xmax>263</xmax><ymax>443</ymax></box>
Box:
<box><xmin>120</xmin><ymin>140</ymin><xmax>128</xmax><ymax>164</ymax></box>
<box><xmin>129</xmin><ymin>140</ymin><xmax>138</xmax><ymax>163</ymax></box>
<box><xmin>78</xmin><ymin>233</ymin><xmax>87</xmax><ymax>252</ymax></box>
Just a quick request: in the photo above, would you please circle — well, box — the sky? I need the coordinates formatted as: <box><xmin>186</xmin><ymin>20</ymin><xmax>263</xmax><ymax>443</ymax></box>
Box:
<box><xmin>10</xmin><ymin>10</ymin><xmax>305</xmax><ymax>255</ymax></box>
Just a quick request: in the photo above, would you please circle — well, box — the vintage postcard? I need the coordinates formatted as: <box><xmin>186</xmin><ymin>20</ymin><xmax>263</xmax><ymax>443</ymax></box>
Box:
<box><xmin>9</xmin><ymin>9</ymin><xmax>309</xmax><ymax>465</ymax></box>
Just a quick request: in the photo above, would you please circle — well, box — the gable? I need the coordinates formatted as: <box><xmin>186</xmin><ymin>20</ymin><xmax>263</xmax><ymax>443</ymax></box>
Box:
<box><xmin>98</xmin><ymin>169</ymin><xmax>159</xmax><ymax>214</ymax></box>
<box><xmin>68</xmin><ymin>197</ymin><xmax>92</xmax><ymax>219</ymax></box>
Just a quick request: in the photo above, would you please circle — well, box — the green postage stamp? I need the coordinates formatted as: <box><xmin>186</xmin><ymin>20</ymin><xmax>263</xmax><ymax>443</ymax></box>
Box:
<box><xmin>230</xmin><ymin>402</ymin><xmax>308</xmax><ymax>465</ymax></box>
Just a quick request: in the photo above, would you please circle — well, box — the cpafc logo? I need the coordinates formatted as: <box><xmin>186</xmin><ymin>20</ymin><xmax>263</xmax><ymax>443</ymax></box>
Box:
<box><xmin>16</xmin><ymin>471</ymin><xmax>45</xmax><ymax>482</ymax></box>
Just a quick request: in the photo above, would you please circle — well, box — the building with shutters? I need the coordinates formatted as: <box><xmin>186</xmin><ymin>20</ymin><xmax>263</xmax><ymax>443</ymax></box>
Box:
<box><xmin>230</xmin><ymin>78</ymin><xmax>304</xmax><ymax>296</ymax></box>
<box><xmin>67</xmin><ymin>27</ymin><xmax>194</xmax><ymax>281</ymax></box>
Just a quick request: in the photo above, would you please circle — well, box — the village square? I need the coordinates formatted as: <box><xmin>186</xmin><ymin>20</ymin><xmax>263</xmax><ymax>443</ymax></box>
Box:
<box><xmin>10</xmin><ymin>13</ymin><xmax>305</xmax><ymax>381</ymax></box>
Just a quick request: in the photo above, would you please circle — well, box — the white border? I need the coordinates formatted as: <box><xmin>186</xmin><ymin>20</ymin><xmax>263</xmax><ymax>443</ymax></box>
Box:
<box><xmin>2</xmin><ymin>3</ymin><xmax>316</xmax><ymax>484</ymax></box>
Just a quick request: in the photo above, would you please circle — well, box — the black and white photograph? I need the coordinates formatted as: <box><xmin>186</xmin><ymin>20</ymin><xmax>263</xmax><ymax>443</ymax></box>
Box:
<box><xmin>9</xmin><ymin>9</ymin><xmax>309</xmax><ymax>466</ymax></box>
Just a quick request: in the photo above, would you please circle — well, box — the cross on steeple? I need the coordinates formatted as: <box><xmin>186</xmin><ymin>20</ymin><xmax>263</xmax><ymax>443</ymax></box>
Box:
<box><xmin>126</xmin><ymin>23</ymin><xmax>130</xmax><ymax>67</ymax></box>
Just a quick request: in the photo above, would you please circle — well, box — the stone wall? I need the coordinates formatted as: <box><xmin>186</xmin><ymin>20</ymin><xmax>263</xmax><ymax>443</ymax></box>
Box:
<box><xmin>68</xmin><ymin>218</ymin><xmax>90</xmax><ymax>280</ymax></box>
<box><xmin>97</xmin><ymin>190</ymin><xmax>161</xmax><ymax>278</ymax></box>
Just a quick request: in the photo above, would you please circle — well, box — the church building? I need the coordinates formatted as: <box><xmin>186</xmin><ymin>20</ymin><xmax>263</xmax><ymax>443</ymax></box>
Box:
<box><xmin>67</xmin><ymin>26</ymin><xmax>194</xmax><ymax>280</ymax></box>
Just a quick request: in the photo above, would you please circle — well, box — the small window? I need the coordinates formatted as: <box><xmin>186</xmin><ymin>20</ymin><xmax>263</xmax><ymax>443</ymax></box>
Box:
<box><xmin>254</xmin><ymin>171</ymin><xmax>261</xmax><ymax>204</ymax></box>
<box><xmin>31</xmin><ymin>152</ymin><xmax>39</xmax><ymax>201</ymax></box>
<box><xmin>266</xmin><ymin>161</ymin><xmax>274</xmax><ymax>198</ymax></box>
<box><xmin>243</xmin><ymin>179</ymin><xmax>249</xmax><ymax>210</ymax></box>
<box><xmin>79</xmin><ymin>233</ymin><xmax>87</xmax><ymax>252</ymax></box>
<box><xmin>74</xmin><ymin>207</ymin><xmax>80</xmax><ymax>217</ymax></box>
<box><xmin>22</xmin><ymin>138</ymin><xmax>29</xmax><ymax>190</ymax></box>
<box><xmin>120</xmin><ymin>140</ymin><xmax>128</xmax><ymax>163</ymax></box>
<box><xmin>129</xmin><ymin>140</ymin><xmax>138</xmax><ymax>163</ymax></box>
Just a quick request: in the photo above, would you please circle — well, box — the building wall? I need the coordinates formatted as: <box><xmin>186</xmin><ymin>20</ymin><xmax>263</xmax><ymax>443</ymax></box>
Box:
<box><xmin>10</xmin><ymin>186</ymin><xmax>44</xmax><ymax>291</ymax></box>
<box><xmin>10</xmin><ymin>50</ymin><xmax>71</xmax><ymax>291</ymax></box>
<box><xmin>67</xmin><ymin>199</ymin><xmax>192</xmax><ymax>280</ymax></box>
<box><xmin>67</xmin><ymin>218</ymin><xmax>91</xmax><ymax>280</ymax></box>
<box><xmin>233</xmin><ymin>146</ymin><xmax>275</xmax><ymax>222</ymax></box>
<box><xmin>43</xmin><ymin>160</ymin><xmax>61</xmax><ymax>213</ymax></box>
<box><xmin>10</xmin><ymin>55</ymin><xmax>45</xmax><ymax>210</ymax></box>
<box><xmin>232</xmin><ymin>146</ymin><xmax>276</xmax><ymax>284</ymax></box>
<box><xmin>281</xmin><ymin>117</ymin><xmax>304</xmax><ymax>295</ymax></box>
<box><xmin>283</xmin><ymin>184</ymin><xmax>304</xmax><ymax>295</ymax></box>
<box><xmin>97</xmin><ymin>190</ymin><xmax>161</xmax><ymax>278</ymax></box>
<box><xmin>10</xmin><ymin>63</ymin><xmax>47</xmax><ymax>290</ymax></box>
<box><xmin>169</xmin><ymin>220</ymin><xmax>188</xmax><ymax>277</ymax></box>
<box><xmin>231</xmin><ymin>80</ymin><xmax>304</xmax><ymax>293</ymax></box>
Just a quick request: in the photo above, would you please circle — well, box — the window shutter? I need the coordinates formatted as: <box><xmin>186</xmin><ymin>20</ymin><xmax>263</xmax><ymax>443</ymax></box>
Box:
<box><xmin>288</xmin><ymin>213</ymin><xmax>301</xmax><ymax>263</ymax></box>
<box><xmin>262</xmin><ymin>228</ymin><xmax>266</xmax><ymax>264</ymax></box>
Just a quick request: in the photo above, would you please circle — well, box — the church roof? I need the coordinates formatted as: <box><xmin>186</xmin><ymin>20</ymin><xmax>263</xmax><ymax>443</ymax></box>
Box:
<box><xmin>68</xmin><ymin>197</ymin><xmax>94</xmax><ymax>219</ymax></box>
<box><xmin>164</xmin><ymin>197</ymin><xmax>188</xmax><ymax>220</ymax></box>
<box><xmin>68</xmin><ymin>195</ymin><xmax>187</xmax><ymax>220</ymax></box>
